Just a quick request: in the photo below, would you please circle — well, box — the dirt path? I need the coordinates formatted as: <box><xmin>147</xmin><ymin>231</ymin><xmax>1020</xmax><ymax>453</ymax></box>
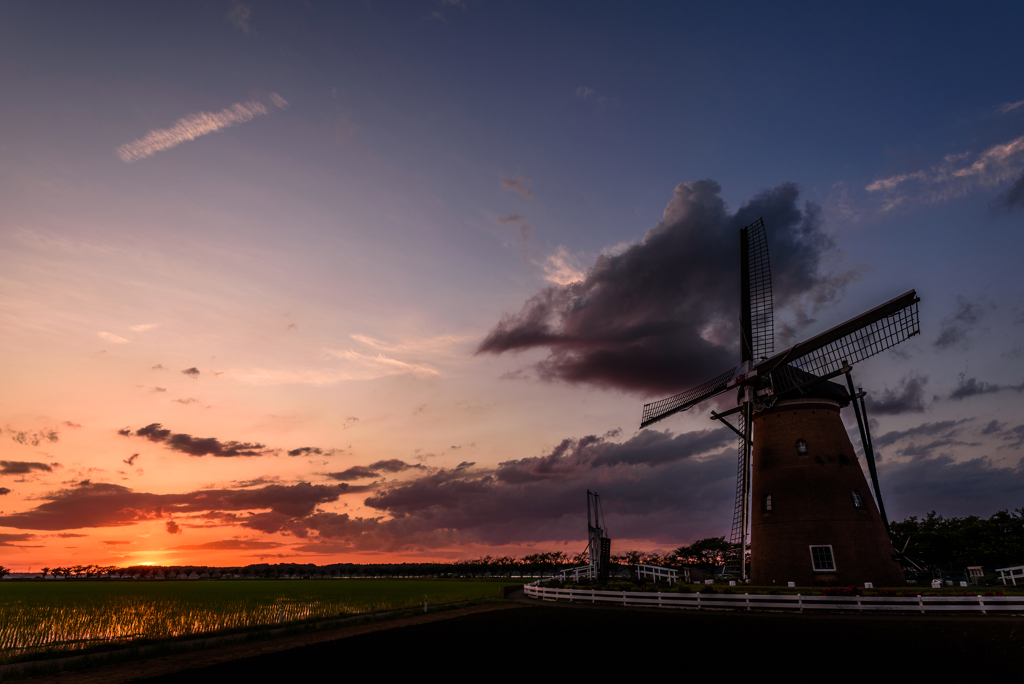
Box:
<box><xmin>18</xmin><ymin>602</ymin><xmax>524</xmax><ymax>684</ymax></box>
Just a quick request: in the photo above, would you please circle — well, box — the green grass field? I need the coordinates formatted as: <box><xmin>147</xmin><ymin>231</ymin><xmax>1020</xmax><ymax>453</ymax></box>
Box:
<box><xmin>0</xmin><ymin>578</ymin><xmax>509</xmax><ymax>661</ymax></box>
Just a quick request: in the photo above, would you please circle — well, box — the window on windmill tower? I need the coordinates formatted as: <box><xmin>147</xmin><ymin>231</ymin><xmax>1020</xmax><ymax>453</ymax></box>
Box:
<box><xmin>763</xmin><ymin>494</ymin><xmax>773</xmax><ymax>512</ymax></box>
<box><xmin>851</xmin><ymin>490</ymin><xmax>865</xmax><ymax>508</ymax></box>
<box><xmin>810</xmin><ymin>545</ymin><xmax>836</xmax><ymax>571</ymax></box>
<box><xmin>795</xmin><ymin>439</ymin><xmax>808</xmax><ymax>455</ymax></box>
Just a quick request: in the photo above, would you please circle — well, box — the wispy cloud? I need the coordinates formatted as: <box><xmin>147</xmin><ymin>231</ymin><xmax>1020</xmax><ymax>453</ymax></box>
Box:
<box><xmin>98</xmin><ymin>332</ymin><xmax>129</xmax><ymax>344</ymax></box>
<box><xmin>996</xmin><ymin>100</ymin><xmax>1024</xmax><ymax>115</ymax></box>
<box><xmin>500</xmin><ymin>175</ymin><xmax>533</xmax><ymax>199</ymax></box>
<box><xmin>323</xmin><ymin>349</ymin><xmax>440</xmax><ymax>378</ymax></box>
<box><xmin>540</xmin><ymin>246</ymin><xmax>585</xmax><ymax>285</ymax></box>
<box><xmin>116</xmin><ymin>95</ymin><xmax>287</xmax><ymax>163</ymax></box>
<box><xmin>130</xmin><ymin>324</ymin><xmax>158</xmax><ymax>332</ymax></box>
<box><xmin>226</xmin><ymin>3</ymin><xmax>254</xmax><ymax>35</ymax></box>
<box><xmin>866</xmin><ymin>134</ymin><xmax>1024</xmax><ymax>209</ymax></box>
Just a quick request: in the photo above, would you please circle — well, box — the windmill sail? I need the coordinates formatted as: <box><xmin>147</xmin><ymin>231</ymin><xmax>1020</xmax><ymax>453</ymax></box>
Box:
<box><xmin>758</xmin><ymin>290</ymin><xmax>920</xmax><ymax>397</ymax></box>
<box><xmin>742</xmin><ymin>218</ymin><xmax>774</xmax><ymax>362</ymax></box>
<box><xmin>640</xmin><ymin>366</ymin><xmax>738</xmax><ymax>428</ymax></box>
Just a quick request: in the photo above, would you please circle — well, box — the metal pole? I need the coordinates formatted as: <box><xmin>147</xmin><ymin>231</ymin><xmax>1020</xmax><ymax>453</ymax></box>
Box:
<box><xmin>740</xmin><ymin>393</ymin><xmax>753</xmax><ymax>580</ymax></box>
<box><xmin>844</xmin><ymin>371</ymin><xmax>892</xmax><ymax>541</ymax></box>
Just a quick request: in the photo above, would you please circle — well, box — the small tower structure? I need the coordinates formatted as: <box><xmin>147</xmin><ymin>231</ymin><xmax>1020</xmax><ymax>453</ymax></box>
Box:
<box><xmin>587</xmin><ymin>490</ymin><xmax>611</xmax><ymax>582</ymax></box>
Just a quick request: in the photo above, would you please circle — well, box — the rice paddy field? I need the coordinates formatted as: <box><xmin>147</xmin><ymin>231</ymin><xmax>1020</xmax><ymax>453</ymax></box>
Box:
<box><xmin>0</xmin><ymin>578</ymin><xmax>509</xmax><ymax>661</ymax></box>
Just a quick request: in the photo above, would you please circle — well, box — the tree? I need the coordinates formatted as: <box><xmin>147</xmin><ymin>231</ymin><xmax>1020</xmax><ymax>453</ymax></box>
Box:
<box><xmin>0</xmin><ymin>566</ymin><xmax>9</xmax><ymax>579</ymax></box>
<box><xmin>672</xmin><ymin>537</ymin><xmax>732</xmax><ymax>573</ymax></box>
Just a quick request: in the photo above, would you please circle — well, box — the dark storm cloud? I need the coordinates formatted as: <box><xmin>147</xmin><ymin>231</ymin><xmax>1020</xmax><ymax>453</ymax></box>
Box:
<box><xmin>934</xmin><ymin>296</ymin><xmax>988</xmax><ymax>350</ymax></box>
<box><xmin>0</xmin><ymin>481</ymin><xmax>346</xmax><ymax>530</ymax></box>
<box><xmin>128</xmin><ymin>423</ymin><xmax>267</xmax><ymax>457</ymax></box>
<box><xmin>477</xmin><ymin>181</ymin><xmax>854</xmax><ymax>394</ymax></box>
<box><xmin>947</xmin><ymin>374</ymin><xmax>1024</xmax><ymax>401</ymax></box>
<box><xmin>864</xmin><ymin>374</ymin><xmax>928</xmax><ymax>415</ymax></box>
<box><xmin>994</xmin><ymin>169</ymin><xmax>1024</xmax><ymax>211</ymax></box>
<box><xmin>0</xmin><ymin>461</ymin><xmax>53</xmax><ymax>475</ymax></box>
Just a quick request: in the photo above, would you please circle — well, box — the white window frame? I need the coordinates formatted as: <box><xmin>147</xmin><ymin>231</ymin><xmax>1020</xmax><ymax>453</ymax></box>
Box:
<box><xmin>809</xmin><ymin>545</ymin><xmax>836</xmax><ymax>572</ymax></box>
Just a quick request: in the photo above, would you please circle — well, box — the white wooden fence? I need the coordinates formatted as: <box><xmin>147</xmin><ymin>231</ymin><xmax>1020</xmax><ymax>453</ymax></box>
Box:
<box><xmin>523</xmin><ymin>581</ymin><xmax>1024</xmax><ymax>614</ymax></box>
<box><xmin>996</xmin><ymin>565</ymin><xmax>1024</xmax><ymax>586</ymax></box>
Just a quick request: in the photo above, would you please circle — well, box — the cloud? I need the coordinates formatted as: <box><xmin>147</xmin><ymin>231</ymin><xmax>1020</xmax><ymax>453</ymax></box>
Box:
<box><xmin>123</xmin><ymin>454</ymin><xmax>139</xmax><ymax>466</ymax></box>
<box><xmin>0</xmin><ymin>481</ymin><xmax>347</xmax><ymax>531</ymax></box>
<box><xmin>866</xmin><ymin>134</ymin><xmax>1024</xmax><ymax>209</ymax></box>
<box><xmin>0</xmin><ymin>488</ymin><xmax>10</xmax><ymax>496</ymax></box>
<box><xmin>226</xmin><ymin>3</ymin><xmax>254</xmax><ymax>35</ymax></box>
<box><xmin>153</xmin><ymin>364</ymin><xmax>165</xmax><ymax>370</ymax></box>
<box><xmin>131</xmin><ymin>324</ymin><xmax>158</xmax><ymax>332</ymax></box>
<box><xmin>934</xmin><ymin>296</ymin><xmax>988</xmax><ymax>350</ymax></box>
<box><xmin>948</xmin><ymin>373</ymin><xmax>1024</xmax><ymax>401</ymax></box>
<box><xmin>0</xmin><ymin>533</ymin><xmax>36</xmax><ymax>547</ymax></box>
<box><xmin>170</xmin><ymin>539</ymin><xmax>286</xmax><ymax>551</ymax></box>
<box><xmin>126</xmin><ymin>423</ymin><xmax>268</xmax><ymax>457</ymax></box>
<box><xmin>325</xmin><ymin>466</ymin><xmax>380</xmax><ymax>481</ymax></box>
<box><xmin>873</xmin><ymin>419</ymin><xmax>971</xmax><ymax>450</ymax></box>
<box><xmin>882</xmin><ymin>453</ymin><xmax>1024</xmax><ymax>520</ymax></box>
<box><xmin>63</xmin><ymin>421</ymin><xmax>82</xmax><ymax>429</ymax></box>
<box><xmin>324</xmin><ymin>459</ymin><xmax>419</xmax><ymax>481</ymax></box>
<box><xmin>173</xmin><ymin>398</ymin><xmax>199</xmax><ymax>404</ymax></box>
<box><xmin>864</xmin><ymin>374</ymin><xmax>928</xmax><ymax>415</ymax></box>
<box><xmin>477</xmin><ymin>180</ymin><xmax>852</xmax><ymax>394</ymax></box>
<box><xmin>10</xmin><ymin>429</ymin><xmax>59</xmax><ymax>446</ymax></box>
<box><xmin>540</xmin><ymin>246</ymin><xmax>586</xmax><ymax>285</ymax></box>
<box><xmin>321</xmin><ymin>348</ymin><xmax>440</xmax><ymax>379</ymax></box>
<box><xmin>181</xmin><ymin>367</ymin><xmax>200</xmax><ymax>378</ymax></box>
<box><xmin>116</xmin><ymin>93</ymin><xmax>289</xmax><ymax>163</ymax></box>
<box><xmin>575</xmin><ymin>86</ymin><xmax>595</xmax><ymax>99</ymax></box>
<box><xmin>101</xmin><ymin>540</ymin><xmax>134</xmax><ymax>546</ymax></box>
<box><xmin>500</xmin><ymin>175</ymin><xmax>533</xmax><ymax>199</ymax></box>
<box><xmin>0</xmin><ymin>461</ymin><xmax>53</xmax><ymax>475</ymax></box>
<box><xmin>994</xmin><ymin>169</ymin><xmax>1024</xmax><ymax>212</ymax></box>
<box><xmin>98</xmin><ymin>332</ymin><xmax>129</xmax><ymax>344</ymax></box>
<box><xmin>996</xmin><ymin>100</ymin><xmax>1024</xmax><ymax>115</ymax></box>
<box><xmin>166</xmin><ymin>519</ymin><xmax>181</xmax><ymax>534</ymax></box>
<box><xmin>151</xmin><ymin>387</ymin><xmax>166</xmax><ymax>393</ymax></box>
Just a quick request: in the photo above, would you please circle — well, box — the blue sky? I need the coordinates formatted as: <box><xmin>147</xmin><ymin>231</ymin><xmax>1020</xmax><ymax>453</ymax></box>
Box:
<box><xmin>0</xmin><ymin>1</ymin><xmax>1022</xmax><ymax>568</ymax></box>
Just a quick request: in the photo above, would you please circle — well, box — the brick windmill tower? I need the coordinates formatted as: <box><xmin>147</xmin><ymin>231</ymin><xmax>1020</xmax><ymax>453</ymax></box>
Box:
<box><xmin>640</xmin><ymin>219</ymin><xmax>918</xmax><ymax>587</ymax></box>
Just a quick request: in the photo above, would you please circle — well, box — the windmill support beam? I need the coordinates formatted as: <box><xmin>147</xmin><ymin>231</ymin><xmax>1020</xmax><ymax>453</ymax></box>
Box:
<box><xmin>844</xmin><ymin>370</ymin><xmax>893</xmax><ymax>543</ymax></box>
<box><xmin>710</xmin><ymin>410</ymin><xmax>751</xmax><ymax>445</ymax></box>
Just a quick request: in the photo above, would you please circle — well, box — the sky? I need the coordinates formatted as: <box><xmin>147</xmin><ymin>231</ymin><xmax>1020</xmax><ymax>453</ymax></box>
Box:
<box><xmin>1</xmin><ymin>1</ymin><xmax>1023</xmax><ymax>571</ymax></box>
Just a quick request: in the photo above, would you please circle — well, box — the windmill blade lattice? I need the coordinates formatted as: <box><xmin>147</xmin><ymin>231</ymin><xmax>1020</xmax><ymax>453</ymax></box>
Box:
<box><xmin>758</xmin><ymin>290</ymin><xmax>920</xmax><ymax>396</ymax></box>
<box><xmin>744</xmin><ymin>218</ymin><xmax>774</xmax><ymax>361</ymax></box>
<box><xmin>640</xmin><ymin>366</ymin><xmax>738</xmax><ymax>428</ymax></box>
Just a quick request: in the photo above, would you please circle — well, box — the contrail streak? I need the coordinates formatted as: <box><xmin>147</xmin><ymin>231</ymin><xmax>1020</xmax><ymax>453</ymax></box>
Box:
<box><xmin>117</xmin><ymin>94</ymin><xmax>287</xmax><ymax>163</ymax></box>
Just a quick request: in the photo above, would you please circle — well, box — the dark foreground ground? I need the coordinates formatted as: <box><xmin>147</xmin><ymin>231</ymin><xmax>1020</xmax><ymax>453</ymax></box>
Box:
<box><xmin>24</xmin><ymin>597</ymin><xmax>1024</xmax><ymax>682</ymax></box>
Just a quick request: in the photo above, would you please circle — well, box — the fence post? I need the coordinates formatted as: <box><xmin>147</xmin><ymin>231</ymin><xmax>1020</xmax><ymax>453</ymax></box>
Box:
<box><xmin>857</xmin><ymin>596</ymin><xmax>862</xmax><ymax>612</ymax></box>
<box><xmin>697</xmin><ymin>593</ymin><xmax>701</xmax><ymax>610</ymax></box>
<box><xmin>978</xmin><ymin>595</ymin><xmax>986</xmax><ymax>615</ymax></box>
<box><xmin>798</xmin><ymin>594</ymin><xmax>803</xmax><ymax>613</ymax></box>
<box><xmin>918</xmin><ymin>594</ymin><xmax>924</xmax><ymax>614</ymax></box>
<box><xmin>745</xmin><ymin>593</ymin><xmax>750</xmax><ymax>611</ymax></box>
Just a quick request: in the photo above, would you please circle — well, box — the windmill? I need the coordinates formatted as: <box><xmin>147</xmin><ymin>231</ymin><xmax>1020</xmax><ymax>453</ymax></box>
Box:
<box><xmin>640</xmin><ymin>218</ymin><xmax>919</xmax><ymax>586</ymax></box>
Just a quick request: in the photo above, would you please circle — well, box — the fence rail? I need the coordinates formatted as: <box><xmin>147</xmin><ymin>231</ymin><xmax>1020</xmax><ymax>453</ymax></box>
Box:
<box><xmin>523</xmin><ymin>581</ymin><xmax>1024</xmax><ymax>614</ymax></box>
